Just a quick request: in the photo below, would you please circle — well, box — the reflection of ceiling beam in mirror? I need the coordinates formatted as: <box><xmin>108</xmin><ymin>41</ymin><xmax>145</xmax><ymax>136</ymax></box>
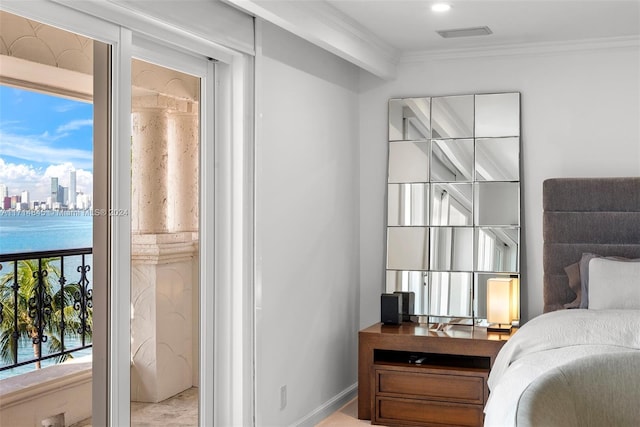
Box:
<box><xmin>485</xmin><ymin>228</ymin><xmax>518</xmax><ymax>248</ymax></box>
<box><xmin>432</xmin><ymin>97</ymin><xmax>473</xmax><ymax>138</ymax></box>
<box><xmin>434</xmin><ymin>184</ymin><xmax>473</xmax><ymax>215</ymax></box>
<box><xmin>431</xmin><ymin>146</ymin><xmax>454</xmax><ymax>181</ymax></box>
<box><xmin>405</xmin><ymin>116</ymin><xmax>430</xmax><ymax>140</ymax></box>
<box><xmin>476</xmin><ymin>138</ymin><xmax>519</xmax><ymax>181</ymax></box>
<box><xmin>386</xmin><ymin>91</ymin><xmax>521</xmax><ymax>325</ymax></box>
<box><xmin>402</xmin><ymin>99</ymin><xmax>430</xmax><ymax>139</ymax></box>
<box><xmin>432</xmin><ymin>141</ymin><xmax>473</xmax><ymax>181</ymax></box>
<box><xmin>476</xmin><ymin>155</ymin><xmax>507</xmax><ymax>181</ymax></box>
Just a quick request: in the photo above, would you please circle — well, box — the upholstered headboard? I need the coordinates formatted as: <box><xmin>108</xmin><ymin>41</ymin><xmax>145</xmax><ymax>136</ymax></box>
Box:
<box><xmin>543</xmin><ymin>177</ymin><xmax>640</xmax><ymax>312</ymax></box>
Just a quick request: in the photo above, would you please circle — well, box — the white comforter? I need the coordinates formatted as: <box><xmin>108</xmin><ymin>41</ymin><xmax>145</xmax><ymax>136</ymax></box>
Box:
<box><xmin>484</xmin><ymin>309</ymin><xmax>640</xmax><ymax>427</ymax></box>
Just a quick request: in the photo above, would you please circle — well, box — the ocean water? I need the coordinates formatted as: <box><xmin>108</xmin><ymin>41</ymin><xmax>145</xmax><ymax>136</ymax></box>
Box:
<box><xmin>0</xmin><ymin>213</ymin><xmax>93</xmax><ymax>379</ymax></box>
<box><xmin>0</xmin><ymin>212</ymin><xmax>92</xmax><ymax>253</ymax></box>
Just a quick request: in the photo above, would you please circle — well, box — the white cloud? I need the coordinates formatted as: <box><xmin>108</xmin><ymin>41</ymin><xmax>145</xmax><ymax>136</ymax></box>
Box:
<box><xmin>0</xmin><ymin>158</ymin><xmax>40</xmax><ymax>182</ymax></box>
<box><xmin>0</xmin><ymin>158</ymin><xmax>42</xmax><ymax>196</ymax></box>
<box><xmin>53</xmin><ymin>102</ymin><xmax>84</xmax><ymax>113</ymax></box>
<box><xmin>56</xmin><ymin>119</ymin><xmax>93</xmax><ymax>133</ymax></box>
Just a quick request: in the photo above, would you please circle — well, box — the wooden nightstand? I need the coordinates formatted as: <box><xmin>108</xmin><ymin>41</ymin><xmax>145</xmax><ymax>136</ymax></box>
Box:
<box><xmin>359</xmin><ymin>322</ymin><xmax>511</xmax><ymax>427</ymax></box>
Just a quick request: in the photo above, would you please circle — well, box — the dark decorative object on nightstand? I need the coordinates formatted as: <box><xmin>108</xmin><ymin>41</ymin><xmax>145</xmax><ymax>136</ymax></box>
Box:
<box><xmin>380</xmin><ymin>293</ymin><xmax>402</xmax><ymax>325</ymax></box>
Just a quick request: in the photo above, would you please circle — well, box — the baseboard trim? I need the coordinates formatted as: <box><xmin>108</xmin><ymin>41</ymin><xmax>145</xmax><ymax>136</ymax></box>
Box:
<box><xmin>291</xmin><ymin>382</ymin><xmax>358</xmax><ymax>427</ymax></box>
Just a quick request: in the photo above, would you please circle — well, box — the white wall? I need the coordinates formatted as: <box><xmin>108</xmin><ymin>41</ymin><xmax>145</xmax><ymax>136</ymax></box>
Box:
<box><xmin>359</xmin><ymin>44</ymin><xmax>640</xmax><ymax>326</ymax></box>
<box><xmin>255</xmin><ymin>22</ymin><xmax>360</xmax><ymax>426</ymax></box>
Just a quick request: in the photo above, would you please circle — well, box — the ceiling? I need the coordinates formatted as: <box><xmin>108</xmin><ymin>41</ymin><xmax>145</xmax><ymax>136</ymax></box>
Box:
<box><xmin>226</xmin><ymin>0</ymin><xmax>640</xmax><ymax>78</ymax></box>
<box><xmin>4</xmin><ymin>1</ymin><xmax>634</xmax><ymax>82</ymax></box>
<box><xmin>325</xmin><ymin>0</ymin><xmax>640</xmax><ymax>53</ymax></box>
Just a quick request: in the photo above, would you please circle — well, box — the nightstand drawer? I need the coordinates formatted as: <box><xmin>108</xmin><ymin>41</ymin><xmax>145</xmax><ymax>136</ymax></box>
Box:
<box><xmin>375</xmin><ymin>396</ymin><xmax>483</xmax><ymax>427</ymax></box>
<box><xmin>375</xmin><ymin>366</ymin><xmax>486</xmax><ymax>404</ymax></box>
<box><xmin>358</xmin><ymin>323</ymin><xmax>509</xmax><ymax>423</ymax></box>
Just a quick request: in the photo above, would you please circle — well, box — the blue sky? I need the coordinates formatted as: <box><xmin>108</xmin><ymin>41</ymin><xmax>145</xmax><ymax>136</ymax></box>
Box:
<box><xmin>0</xmin><ymin>85</ymin><xmax>93</xmax><ymax>201</ymax></box>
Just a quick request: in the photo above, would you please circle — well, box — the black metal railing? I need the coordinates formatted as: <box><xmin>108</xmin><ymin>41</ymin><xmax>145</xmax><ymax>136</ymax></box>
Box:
<box><xmin>0</xmin><ymin>248</ymin><xmax>92</xmax><ymax>373</ymax></box>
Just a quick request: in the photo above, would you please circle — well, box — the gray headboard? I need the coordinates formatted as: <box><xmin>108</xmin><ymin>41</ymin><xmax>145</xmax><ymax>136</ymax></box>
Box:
<box><xmin>543</xmin><ymin>177</ymin><xmax>640</xmax><ymax>312</ymax></box>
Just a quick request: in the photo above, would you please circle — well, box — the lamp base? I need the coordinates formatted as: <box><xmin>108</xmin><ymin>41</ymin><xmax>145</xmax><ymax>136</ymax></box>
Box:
<box><xmin>487</xmin><ymin>323</ymin><xmax>512</xmax><ymax>333</ymax></box>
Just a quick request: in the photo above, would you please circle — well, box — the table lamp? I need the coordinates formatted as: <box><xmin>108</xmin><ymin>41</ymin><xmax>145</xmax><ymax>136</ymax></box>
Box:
<box><xmin>487</xmin><ymin>277</ymin><xmax>516</xmax><ymax>332</ymax></box>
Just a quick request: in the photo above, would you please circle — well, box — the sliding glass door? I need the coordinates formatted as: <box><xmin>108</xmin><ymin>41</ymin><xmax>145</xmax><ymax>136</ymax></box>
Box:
<box><xmin>129</xmin><ymin>39</ymin><xmax>211</xmax><ymax>426</ymax></box>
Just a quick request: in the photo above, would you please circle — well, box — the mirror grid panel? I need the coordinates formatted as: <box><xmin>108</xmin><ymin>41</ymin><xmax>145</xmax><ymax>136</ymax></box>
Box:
<box><xmin>386</xmin><ymin>92</ymin><xmax>521</xmax><ymax>325</ymax></box>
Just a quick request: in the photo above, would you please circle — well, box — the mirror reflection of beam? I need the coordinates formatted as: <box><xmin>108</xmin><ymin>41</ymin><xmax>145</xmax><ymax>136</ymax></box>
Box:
<box><xmin>476</xmin><ymin>138</ymin><xmax>519</xmax><ymax>181</ymax></box>
<box><xmin>432</xmin><ymin>97</ymin><xmax>473</xmax><ymax>138</ymax></box>
<box><xmin>475</xmin><ymin>146</ymin><xmax>506</xmax><ymax>180</ymax></box>
<box><xmin>401</xmin><ymin>99</ymin><xmax>430</xmax><ymax>139</ymax></box>
<box><xmin>432</xmin><ymin>140</ymin><xmax>473</xmax><ymax>181</ymax></box>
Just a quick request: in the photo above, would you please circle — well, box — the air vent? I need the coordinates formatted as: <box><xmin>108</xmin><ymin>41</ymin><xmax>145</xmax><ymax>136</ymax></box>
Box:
<box><xmin>437</xmin><ymin>26</ymin><xmax>493</xmax><ymax>38</ymax></box>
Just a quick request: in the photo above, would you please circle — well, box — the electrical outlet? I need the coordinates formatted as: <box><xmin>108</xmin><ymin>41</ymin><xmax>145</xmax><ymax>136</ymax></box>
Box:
<box><xmin>280</xmin><ymin>385</ymin><xmax>287</xmax><ymax>410</ymax></box>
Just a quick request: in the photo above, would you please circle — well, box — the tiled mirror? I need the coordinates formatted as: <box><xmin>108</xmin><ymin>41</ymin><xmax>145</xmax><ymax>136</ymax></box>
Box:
<box><xmin>386</xmin><ymin>92</ymin><xmax>521</xmax><ymax>326</ymax></box>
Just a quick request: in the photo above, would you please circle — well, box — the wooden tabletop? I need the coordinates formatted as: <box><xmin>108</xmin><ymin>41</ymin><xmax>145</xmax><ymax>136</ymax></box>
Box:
<box><xmin>360</xmin><ymin>322</ymin><xmax>513</xmax><ymax>342</ymax></box>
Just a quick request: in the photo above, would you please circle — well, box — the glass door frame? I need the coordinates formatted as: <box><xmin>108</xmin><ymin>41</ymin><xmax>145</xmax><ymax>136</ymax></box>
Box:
<box><xmin>129</xmin><ymin>35</ymin><xmax>215</xmax><ymax>425</ymax></box>
<box><xmin>0</xmin><ymin>2</ymin><xmax>256</xmax><ymax>426</ymax></box>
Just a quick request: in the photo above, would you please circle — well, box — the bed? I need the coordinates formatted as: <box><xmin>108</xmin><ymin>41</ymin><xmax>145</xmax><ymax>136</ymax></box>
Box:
<box><xmin>484</xmin><ymin>177</ymin><xmax>640</xmax><ymax>427</ymax></box>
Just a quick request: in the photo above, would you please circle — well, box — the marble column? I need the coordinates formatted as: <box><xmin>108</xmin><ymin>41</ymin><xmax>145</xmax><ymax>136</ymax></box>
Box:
<box><xmin>130</xmin><ymin>95</ymin><xmax>199</xmax><ymax>403</ymax></box>
<box><xmin>168</xmin><ymin>107</ymin><xmax>199</xmax><ymax>233</ymax></box>
<box><xmin>131</xmin><ymin>103</ymin><xmax>169</xmax><ymax>234</ymax></box>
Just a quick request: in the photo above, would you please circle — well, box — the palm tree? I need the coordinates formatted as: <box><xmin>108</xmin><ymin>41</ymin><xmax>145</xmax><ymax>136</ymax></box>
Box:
<box><xmin>0</xmin><ymin>257</ymin><xmax>90</xmax><ymax>371</ymax></box>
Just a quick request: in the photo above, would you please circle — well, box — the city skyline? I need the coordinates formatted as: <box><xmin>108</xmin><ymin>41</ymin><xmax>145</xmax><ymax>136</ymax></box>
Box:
<box><xmin>1</xmin><ymin>172</ymin><xmax>92</xmax><ymax>210</ymax></box>
<box><xmin>0</xmin><ymin>173</ymin><xmax>91</xmax><ymax>204</ymax></box>
<box><xmin>0</xmin><ymin>85</ymin><xmax>93</xmax><ymax>202</ymax></box>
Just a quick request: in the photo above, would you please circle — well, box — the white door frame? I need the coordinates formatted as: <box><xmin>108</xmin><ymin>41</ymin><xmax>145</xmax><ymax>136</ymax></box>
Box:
<box><xmin>0</xmin><ymin>2</ymin><xmax>255</xmax><ymax>426</ymax></box>
<box><xmin>129</xmin><ymin>35</ymin><xmax>216</xmax><ymax>426</ymax></box>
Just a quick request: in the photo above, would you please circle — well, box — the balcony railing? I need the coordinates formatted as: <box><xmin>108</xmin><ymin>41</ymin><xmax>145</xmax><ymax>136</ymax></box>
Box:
<box><xmin>0</xmin><ymin>248</ymin><xmax>92</xmax><ymax>375</ymax></box>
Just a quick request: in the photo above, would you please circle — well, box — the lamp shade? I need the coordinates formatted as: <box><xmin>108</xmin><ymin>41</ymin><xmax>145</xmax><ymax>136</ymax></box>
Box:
<box><xmin>510</xmin><ymin>276</ymin><xmax>520</xmax><ymax>322</ymax></box>
<box><xmin>487</xmin><ymin>278</ymin><xmax>514</xmax><ymax>325</ymax></box>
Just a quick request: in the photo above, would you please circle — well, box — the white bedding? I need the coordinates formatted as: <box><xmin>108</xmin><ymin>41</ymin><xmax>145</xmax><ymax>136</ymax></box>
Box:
<box><xmin>484</xmin><ymin>309</ymin><xmax>640</xmax><ymax>427</ymax></box>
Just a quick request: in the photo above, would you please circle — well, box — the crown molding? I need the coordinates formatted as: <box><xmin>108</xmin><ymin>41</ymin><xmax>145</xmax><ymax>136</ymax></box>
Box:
<box><xmin>401</xmin><ymin>36</ymin><xmax>640</xmax><ymax>63</ymax></box>
<box><xmin>224</xmin><ymin>0</ymin><xmax>399</xmax><ymax>80</ymax></box>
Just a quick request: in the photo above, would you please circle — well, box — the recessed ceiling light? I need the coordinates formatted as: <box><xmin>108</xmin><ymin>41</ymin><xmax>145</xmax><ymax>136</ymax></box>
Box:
<box><xmin>432</xmin><ymin>3</ymin><xmax>452</xmax><ymax>13</ymax></box>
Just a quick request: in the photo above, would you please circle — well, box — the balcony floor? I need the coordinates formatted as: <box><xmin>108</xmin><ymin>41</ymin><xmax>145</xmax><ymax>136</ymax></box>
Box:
<box><xmin>71</xmin><ymin>387</ymin><xmax>198</xmax><ymax>426</ymax></box>
<box><xmin>71</xmin><ymin>390</ymin><xmax>369</xmax><ymax>426</ymax></box>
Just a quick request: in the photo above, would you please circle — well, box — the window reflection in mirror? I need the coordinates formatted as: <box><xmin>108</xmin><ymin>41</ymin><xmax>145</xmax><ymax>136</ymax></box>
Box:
<box><xmin>475</xmin><ymin>227</ymin><xmax>519</xmax><ymax>272</ymax></box>
<box><xmin>386</xmin><ymin>92</ymin><xmax>521</xmax><ymax>325</ymax></box>
<box><xmin>387</xmin><ymin>183</ymin><xmax>429</xmax><ymax>226</ymax></box>
<box><xmin>388</xmin><ymin>141</ymin><xmax>430</xmax><ymax>183</ymax></box>
<box><xmin>430</xmin><ymin>227</ymin><xmax>473</xmax><ymax>271</ymax></box>
<box><xmin>431</xmin><ymin>139</ymin><xmax>474</xmax><ymax>182</ymax></box>
<box><xmin>431</xmin><ymin>183</ymin><xmax>473</xmax><ymax>226</ymax></box>
<box><xmin>476</xmin><ymin>138</ymin><xmax>519</xmax><ymax>181</ymax></box>
<box><xmin>389</xmin><ymin>98</ymin><xmax>431</xmax><ymax>141</ymax></box>
<box><xmin>429</xmin><ymin>272</ymin><xmax>473</xmax><ymax>317</ymax></box>
<box><xmin>432</xmin><ymin>95</ymin><xmax>474</xmax><ymax>139</ymax></box>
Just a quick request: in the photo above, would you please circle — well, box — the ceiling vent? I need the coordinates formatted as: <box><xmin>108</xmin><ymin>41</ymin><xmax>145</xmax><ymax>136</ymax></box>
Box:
<box><xmin>437</xmin><ymin>26</ymin><xmax>493</xmax><ymax>38</ymax></box>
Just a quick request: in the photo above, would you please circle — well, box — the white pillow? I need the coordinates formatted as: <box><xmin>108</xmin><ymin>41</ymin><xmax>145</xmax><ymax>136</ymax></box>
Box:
<box><xmin>588</xmin><ymin>258</ymin><xmax>640</xmax><ymax>310</ymax></box>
